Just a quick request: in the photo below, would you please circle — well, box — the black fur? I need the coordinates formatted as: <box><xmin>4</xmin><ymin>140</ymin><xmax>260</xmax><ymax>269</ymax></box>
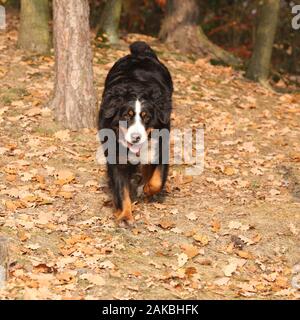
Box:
<box><xmin>98</xmin><ymin>41</ymin><xmax>173</xmax><ymax>221</ymax></box>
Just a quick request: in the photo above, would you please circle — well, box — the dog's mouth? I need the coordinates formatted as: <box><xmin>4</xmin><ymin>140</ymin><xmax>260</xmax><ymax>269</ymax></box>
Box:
<box><xmin>126</xmin><ymin>142</ymin><xmax>144</xmax><ymax>156</ymax></box>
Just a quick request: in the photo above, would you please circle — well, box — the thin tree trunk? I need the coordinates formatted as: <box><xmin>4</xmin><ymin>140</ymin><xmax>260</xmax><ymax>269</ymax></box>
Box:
<box><xmin>96</xmin><ymin>0</ymin><xmax>122</xmax><ymax>44</ymax></box>
<box><xmin>0</xmin><ymin>237</ymin><xmax>9</xmax><ymax>289</ymax></box>
<box><xmin>159</xmin><ymin>0</ymin><xmax>241</xmax><ymax>67</ymax></box>
<box><xmin>49</xmin><ymin>0</ymin><xmax>97</xmax><ymax>129</ymax></box>
<box><xmin>246</xmin><ymin>0</ymin><xmax>280</xmax><ymax>83</ymax></box>
<box><xmin>18</xmin><ymin>0</ymin><xmax>50</xmax><ymax>54</ymax></box>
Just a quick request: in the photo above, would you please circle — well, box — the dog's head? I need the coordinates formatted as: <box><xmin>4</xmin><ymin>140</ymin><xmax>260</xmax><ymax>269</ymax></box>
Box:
<box><xmin>101</xmin><ymin>86</ymin><xmax>171</xmax><ymax>155</ymax></box>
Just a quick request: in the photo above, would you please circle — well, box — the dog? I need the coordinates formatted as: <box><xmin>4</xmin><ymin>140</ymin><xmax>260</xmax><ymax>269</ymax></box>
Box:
<box><xmin>98</xmin><ymin>41</ymin><xmax>173</xmax><ymax>224</ymax></box>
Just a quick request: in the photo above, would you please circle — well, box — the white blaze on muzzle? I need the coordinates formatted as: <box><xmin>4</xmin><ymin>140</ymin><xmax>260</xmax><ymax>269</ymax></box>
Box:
<box><xmin>125</xmin><ymin>99</ymin><xmax>147</xmax><ymax>153</ymax></box>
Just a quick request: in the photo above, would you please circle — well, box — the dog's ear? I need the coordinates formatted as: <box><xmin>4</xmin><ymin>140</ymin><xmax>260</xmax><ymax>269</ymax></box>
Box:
<box><xmin>157</xmin><ymin>109</ymin><xmax>170</xmax><ymax>125</ymax></box>
<box><xmin>103</xmin><ymin>106</ymin><xmax>117</xmax><ymax>119</ymax></box>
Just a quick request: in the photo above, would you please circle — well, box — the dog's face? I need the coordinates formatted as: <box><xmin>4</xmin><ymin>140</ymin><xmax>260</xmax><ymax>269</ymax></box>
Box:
<box><xmin>101</xmin><ymin>86</ymin><xmax>171</xmax><ymax>155</ymax></box>
<box><xmin>119</xmin><ymin>99</ymin><xmax>153</xmax><ymax>154</ymax></box>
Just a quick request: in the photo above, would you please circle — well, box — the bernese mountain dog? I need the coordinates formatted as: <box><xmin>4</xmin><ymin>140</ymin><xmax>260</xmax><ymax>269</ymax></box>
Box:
<box><xmin>98</xmin><ymin>41</ymin><xmax>173</xmax><ymax>225</ymax></box>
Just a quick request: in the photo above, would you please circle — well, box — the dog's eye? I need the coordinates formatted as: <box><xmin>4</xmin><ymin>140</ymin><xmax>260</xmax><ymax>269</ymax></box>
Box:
<box><xmin>122</xmin><ymin>110</ymin><xmax>134</xmax><ymax>120</ymax></box>
<box><xmin>142</xmin><ymin>112</ymin><xmax>151</xmax><ymax>123</ymax></box>
<box><xmin>128</xmin><ymin>110</ymin><xmax>134</xmax><ymax>117</ymax></box>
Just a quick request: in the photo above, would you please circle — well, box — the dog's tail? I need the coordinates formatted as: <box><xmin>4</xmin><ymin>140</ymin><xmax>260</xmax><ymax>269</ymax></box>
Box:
<box><xmin>129</xmin><ymin>41</ymin><xmax>158</xmax><ymax>59</ymax></box>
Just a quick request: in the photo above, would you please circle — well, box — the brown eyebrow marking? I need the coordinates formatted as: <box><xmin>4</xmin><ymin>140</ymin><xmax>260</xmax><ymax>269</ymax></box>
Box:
<box><xmin>141</xmin><ymin>111</ymin><xmax>146</xmax><ymax>117</ymax></box>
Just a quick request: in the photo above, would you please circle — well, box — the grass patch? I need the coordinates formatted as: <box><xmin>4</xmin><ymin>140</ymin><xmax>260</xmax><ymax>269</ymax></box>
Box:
<box><xmin>0</xmin><ymin>87</ymin><xmax>29</xmax><ymax>105</ymax></box>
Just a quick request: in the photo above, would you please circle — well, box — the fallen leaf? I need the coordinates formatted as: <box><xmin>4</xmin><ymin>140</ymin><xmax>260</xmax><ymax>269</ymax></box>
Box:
<box><xmin>239</xmin><ymin>141</ymin><xmax>257</xmax><ymax>153</ymax></box>
<box><xmin>99</xmin><ymin>260</ymin><xmax>115</xmax><ymax>269</ymax></box>
<box><xmin>214</xmin><ymin>277</ymin><xmax>230</xmax><ymax>286</ymax></box>
<box><xmin>228</xmin><ymin>221</ymin><xmax>242</xmax><ymax>230</ymax></box>
<box><xmin>270</xmin><ymin>189</ymin><xmax>280</xmax><ymax>196</ymax></box>
<box><xmin>158</xmin><ymin>219</ymin><xmax>175</xmax><ymax>230</ymax></box>
<box><xmin>80</xmin><ymin>273</ymin><xmax>105</xmax><ymax>286</ymax></box>
<box><xmin>56</xmin><ymin>272</ymin><xmax>77</xmax><ymax>284</ymax></box>
<box><xmin>55</xmin><ymin>170</ymin><xmax>75</xmax><ymax>185</ymax></box>
<box><xmin>17</xmin><ymin>229</ymin><xmax>30</xmax><ymax>242</ymax></box>
<box><xmin>186</xmin><ymin>212</ymin><xmax>197</xmax><ymax>221</ymax></box>
<box><xmin>289</xmin><ymin>223</ymin><xmax>298</xmax><ymax>236</ymax></box>
<box><xmin>54</xmin><ymin>130</ymin><xmax>71</xmax><ymax>141</ymax></box>
<box><xmin>25</xmin><ymin>243</ymin><xmax>41</xmax><ymax>250</ymax></box>
<box><xmin>193</xmin><ymin>234</ymin><xmax>209</xmax><ymax>246</ymax></box>
<box><xmin>211</xmin><ymin>220</ymin><xmax>221</xmax><ymax>233</ymax></box>
<box><xmin>223</xmin><ymin>166</ymin><xmax>235</xmax><ymax>176</ymax></box>
<box><xmin>58</xmin><ymin>191</ymin><xmax>73</xmax><ymax>199</ymax></box>
<box><xmin>26</xmin><ymin>107</ymin><xmax>41</xmax><ymax>117</ymax></box>
<box><xmin>228</xmin><ymin>221</ymin><xmax>250</xmax><ymax>231</ymax></box>
<box><xmin>180</xmin><ymin>244</ymin><xmax>199</xmax><ymax>259</ymax></box>
<box><xmin>171</xmin><ymin>227</ymin><xmax>183</xmax><ymax>234</ymax></box>
<box><xmin>177</xmin><ymin>253</ymin><xmax>188</xmax><ymax>268</ymax></box>
<box><xmin>185</xmin><ymin>267</ymin><xmax>197</xmax><ymax>277</ymax></box>
<box><xmin>238</xmin><ymin>235</ymin><xmax>255</xmax><ymax>246</ymax></box>
<box><xmin>222</xmin><ymin>262</ymin><xmax>237</xmax><ymax>277</ymax></box>
<box><xmin>237</xmin><ymin>250</ymin><xmax>253</xmax><ymax>259</ymax></box>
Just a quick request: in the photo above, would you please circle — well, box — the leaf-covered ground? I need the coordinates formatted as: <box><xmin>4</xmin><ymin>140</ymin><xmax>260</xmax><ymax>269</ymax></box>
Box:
<box><xmin>0</xmin><ymin>20</ymin><xmax>300</xmax><ymax>300</ymax></box>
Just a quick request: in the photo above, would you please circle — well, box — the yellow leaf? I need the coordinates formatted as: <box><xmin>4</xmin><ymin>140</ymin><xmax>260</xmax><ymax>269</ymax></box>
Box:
<box><xmin>193</xmin><ymin>234</ymin><xmax>209</xmax><ymax>246</ymax></box>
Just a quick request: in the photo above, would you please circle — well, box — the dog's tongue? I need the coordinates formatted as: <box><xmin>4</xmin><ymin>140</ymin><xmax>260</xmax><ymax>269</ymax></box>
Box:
<box><xmin>129</xmin><ymin>143</ymin><xmax>142</xmax><ymax>155</ymax></box>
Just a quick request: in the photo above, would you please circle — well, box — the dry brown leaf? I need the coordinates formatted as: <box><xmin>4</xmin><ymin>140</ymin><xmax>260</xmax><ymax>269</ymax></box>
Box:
<box><xmin>158</xmin><ymin>219</ymin><xmax>175</xmax><ymax>230</ymax></box>
<box><xmin>56</xmin><ymin>272</ymin><xmax>77</xmax><ymax>284</ymax></box>
<box><xmin>17</xmin><ymin>229</ymin><xmax>30</xmax><ymax>242</ymax></box>
<box><xmin>54</xmin><ymin>130</ymin><xmax>71</xmax><ymax>141</ymax></box>
<box><xmin>26</xmin><ymin>107</ymin><xmax>41</xmax><ymax>117</ymax></box>
<box><xmin>25</xmin><ymin>243</ymin><xmax>41</xmax><ymax>250</ymax></box>
<box><xmin>237</xmin><ymin>250</ymin><xmax>253</xmax><ymax>259</ymax></box>
<box><xmin>214</xmin><ymin>277</ymin><xmax>230</xmax><ymax>286</ymax></box>
<box><xmin>58</xmin><ymin>191</ymin><xmax>73</xmax><ymax>199</ymax></box>
<box><xmin>185</xmin><ymin>267</ymin><xmax>197</xmax><ymax>277</ymax></box>
<box><xmin>223</xmin><ymin>166</ymin><xmax>235</xmax><ymax>176</ymax></box>
<box><xmin>185</xmin><ymin>212</ymin><xmax>197</xmax><ymax>221</ymax></box>
<box><xmin>193</xmin><ymin>234</ymin><xmax>209</xmax><ymax>246</ymax></box>
<box><xmin>99</xmin><ymin>260</ymin><xmax>115</xmax><ymax>269</ymax></box>
<box><xmin>180</xmin><ymin>243</ymin><xmax>199</xmax><ymax>259</ymax></box>
<box><xmin>222</xmin><ymin>262</ymin><xmax>238</xmax><ymax>277</ymax></box>
<box><xmin>55</xmin><ymin>170</ymin><xmax>75</xmax><ymax>185</ymax></box>
<box><xmin>177</xmin><ymin>253</ymin><xmax>188</xmax><ymax>268</ymax></box>
<box><xmin>211</xmin><ymin>219</ymin><xmax>221</xmax><ymax>233</ymax></box>
<box><xmin>80</xmin><ymin>273</ymin><xmax>105</xmax><ymax>286</ymax></box>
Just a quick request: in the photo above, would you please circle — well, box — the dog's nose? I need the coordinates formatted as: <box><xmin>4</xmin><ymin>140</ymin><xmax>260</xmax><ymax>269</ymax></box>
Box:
<box><xmin>131</xmin><ymin>133</ymin><xmax>141</xmax><ymax>143</ymax></box>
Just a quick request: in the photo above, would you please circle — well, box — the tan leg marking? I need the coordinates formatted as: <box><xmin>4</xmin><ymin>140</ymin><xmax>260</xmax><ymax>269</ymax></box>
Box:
<box><xmin>143</xmin><ymin>167</ymin><xmax>162</xmax><ymax>196</ymax></box>
<box><xmin>115</xmin><ymin>187</ymin><xmax>134</xmax><ymax>224</ymax></box>
<box><xmin>141</xmin><ymin>165</ymin><xmax>155</xmax><ymax>184</ymax></box>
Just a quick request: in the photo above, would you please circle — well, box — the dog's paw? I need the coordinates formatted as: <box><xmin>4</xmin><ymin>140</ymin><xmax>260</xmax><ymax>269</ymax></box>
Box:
<box><xmin>115</xmin><ymin>210</ymin><xmax>135</xmax><ymax>227</ymax></box>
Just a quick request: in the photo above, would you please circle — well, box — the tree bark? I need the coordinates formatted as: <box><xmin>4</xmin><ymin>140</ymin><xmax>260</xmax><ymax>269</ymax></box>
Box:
<box><xmin>49</xmin><ymin>0</ymin><xmax>97</xmax><ymax>129</ymax></box>
<box><xmin>96</xmin><ymin>0</ymin><xmax>122</xmax><ymax>44</ymax></box>
<box><xmin>18</xmin><ymin>0</ymin><xmax>50</xmax><ymax>54</ymax></box>
<box><xmin>159</xmin><ymin>0</ymin><xmax>241</xmax><ymax>67</ymax></box>
<box><xmin>0</xmin><ymin>237</ymin><xmax>9</xmax><ymax>289</ymax></box>
<box><xmin>246</xmin><ymin>0</ymin><xmax>280</xmax><ymax>83</ymax></box>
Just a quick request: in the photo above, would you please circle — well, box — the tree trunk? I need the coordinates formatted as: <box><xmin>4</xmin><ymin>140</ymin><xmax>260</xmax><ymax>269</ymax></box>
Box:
<box><xmin>159</xmin><ymin>0</ymin><xmax>241</xmax><ymax>67</ymax></box>
<box><xmin>96</xmin><ymin>0</ymin><xmax>122</xmax><ymax>44</ymax></box>
<box><xmin>18</xmin><ymin>0</ymin><xmax>50</xmax><ymax>54</ymax></box>
<box><xmin>49</xmin><ymin>0</ymin><xmax>97</xmax><ymax>129</ymax></box>
<box><xmin>246</xmin><ymin>0</ymin><xmax>280</xmax><ymax>83</ymax></box>
<box><xmin>0</xmin><ymin>237</ymin><xmax>9</xmax><ymax>289</ymax></box>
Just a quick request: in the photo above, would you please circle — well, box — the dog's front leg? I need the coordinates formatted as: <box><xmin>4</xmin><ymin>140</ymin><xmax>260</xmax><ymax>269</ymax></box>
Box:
<box><xmin>107</xmin><ymin>164</ymin><xmax>134</xmax><ymax>225</ymax></box>
<box><xmin>143</xmin><ymin>164</ymin><xmax>169</xmax><ymax>197</ymax></box>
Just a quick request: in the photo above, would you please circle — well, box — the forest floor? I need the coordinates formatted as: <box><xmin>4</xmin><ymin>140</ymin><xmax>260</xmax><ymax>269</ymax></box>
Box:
<box><xmin>0</xmin><ymin>21</ymin><xmax>300</xmax><ymax>300</ymax></box>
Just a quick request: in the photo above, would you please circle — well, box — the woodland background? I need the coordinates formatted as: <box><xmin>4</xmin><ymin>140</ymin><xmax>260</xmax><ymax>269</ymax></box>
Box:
<box><xmin>0</xmin><ymin>0</ymin><xmax>299</xmax><ymax>300</ymax></box>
